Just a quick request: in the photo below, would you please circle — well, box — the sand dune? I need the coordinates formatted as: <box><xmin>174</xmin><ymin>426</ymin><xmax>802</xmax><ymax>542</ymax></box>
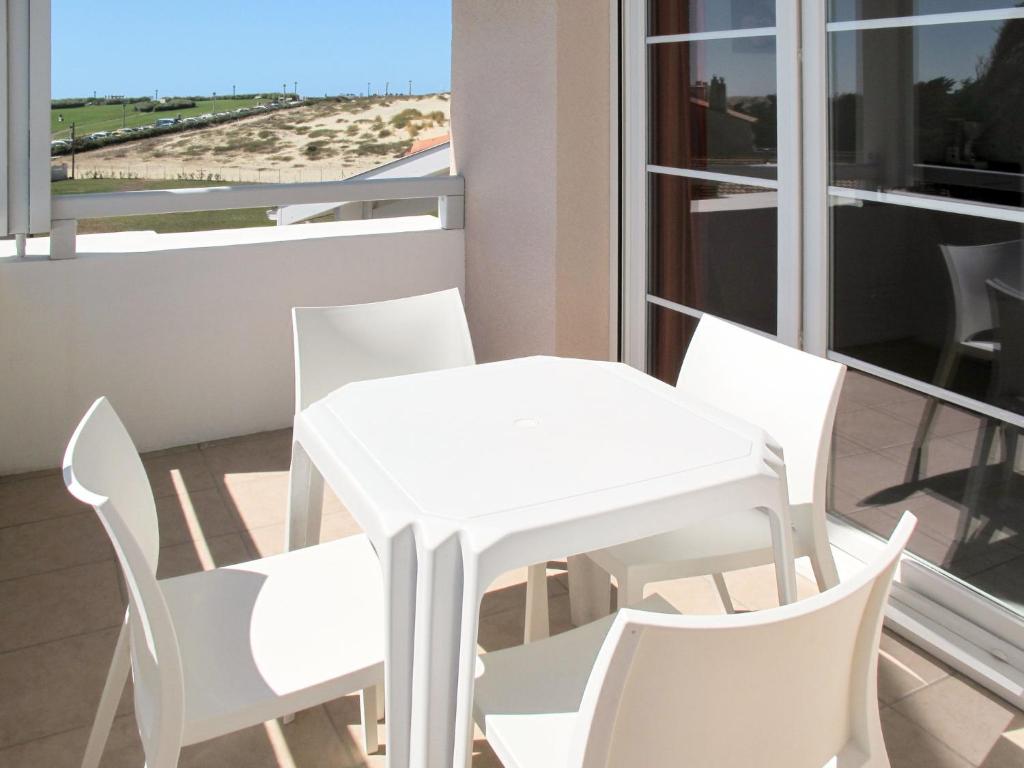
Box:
<box><xmin>59</xmin><ymin>94</ymin><xmax>450</xmax><ymax>183</ymax></box>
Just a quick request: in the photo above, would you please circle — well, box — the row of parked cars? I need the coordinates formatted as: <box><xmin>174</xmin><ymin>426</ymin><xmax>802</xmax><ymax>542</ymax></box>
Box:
<box><xmin>50</xmin><ymin>101</ymin><xmax>300</xmax><ymax>155</ymax></box>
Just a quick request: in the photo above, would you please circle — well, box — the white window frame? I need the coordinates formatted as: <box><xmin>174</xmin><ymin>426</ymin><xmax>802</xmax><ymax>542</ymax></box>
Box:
<box><xmin>1</xmin><ymin>0</ymin><xmax>50</xmax><ymax>250</ymax></box>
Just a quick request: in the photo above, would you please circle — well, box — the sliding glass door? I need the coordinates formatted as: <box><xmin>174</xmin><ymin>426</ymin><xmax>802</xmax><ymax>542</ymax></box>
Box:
<box><xmin>622</xmin><ymin>0</ymin><xmax>1024</xmax><ymax>701</ymax></box>
<box><xmin>818</xmin><ymin>2</ymin><xmax>1024</xmax><ymax>646</ymax></box>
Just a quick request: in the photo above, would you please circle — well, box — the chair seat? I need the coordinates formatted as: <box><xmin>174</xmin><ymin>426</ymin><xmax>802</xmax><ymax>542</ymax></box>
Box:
<box><xmin>588</xmin><ymin>505</ymin><xmax>810</xmax><ymax>585</ymax></box>
<box><xmin>474</xmin><ymin>595</ymin><xmax>678</xmax><ymax>768</ymax></box>
<box><xmin>159</xmin><ymin>533</ymin><xmax>384</xmax><ymax>744</ymax></box>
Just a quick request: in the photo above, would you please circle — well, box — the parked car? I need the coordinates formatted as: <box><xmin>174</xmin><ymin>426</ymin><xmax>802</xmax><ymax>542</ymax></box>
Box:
<box><xmin>87</xmin><ymin>131</ymin><xmax>111</xmax><ymax>140</ymax></box>
<box><xmin>50</xmin><ymin>139</ymin><xmax>70</xmax><ymax>152</ymax></box>
<box><xmin>153</xmin><ymin>118</ymin><xmax>178</xmax><ymax>128</ymax></box>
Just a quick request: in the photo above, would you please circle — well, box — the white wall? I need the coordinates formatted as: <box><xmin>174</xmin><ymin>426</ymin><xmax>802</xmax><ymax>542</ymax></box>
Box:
<box><xmin>0</xmin><ymin>218</ymin><xmax>464</xmax><ymax>474</ymax></box>
<box><xmin>451</xmin><ymin>0</ymin><xmax>612</xmax><ymax>363</ymax></box>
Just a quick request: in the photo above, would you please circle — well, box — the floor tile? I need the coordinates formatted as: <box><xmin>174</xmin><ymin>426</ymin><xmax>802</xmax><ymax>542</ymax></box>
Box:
<box><xmin>717</xmin><ymin>563</ymin><xmax>821</xmax><ymax>611</ymax></box>
<box><xmin>881</xmin><ymin>708</ymin><xmax>973</xmax><ymax>768</ymax></box>
<box><xmin>0</xmin><ymin>472</ymin><xmax>88</xmax><ymax>529</ymax></box>
<box><xmin>322</xmin><ymin>694</ymin><xmax>388</xmax><ymax>765</ymax></box>
<box><xmin>0</xmin><ymin>713</ymin><xmax>143</xmax><ymax>768</ymax></box>
<box><xmin>142</xmin><ymin>446</ymin><xmax>216</xmax><ymax>500</ymax></box>
<box><xmin>480</xmin><ymin>565</ymin><xmax>567</xmax><ymax>619</ymax></box>
<box><xmin>0</xmin><ymin>512</ymin><xmax>113</xmax><ymax>581</ymax></box>
<box><xmin>214</xmin><ymin>471</ymin><xmax>291</xmax><ymax>532</ymax></box>
<box><xmin>877</xmin><ymin>631</ymin><xmax>951</xmax><ymax>705</ymax></box>
<box><xmin>179</xmin><ymin>706</ymin><xmax>359</xmax><ymax>768</ymax></box>
<box><xmin>0</xmin><ymin>561</ymin><xmax>123</xmax><ymax>653</ymax></box>
<box><xmin>892</xmin><ymin>674</ymin><xmax>1024</xmax><ymax>766</ymax></box>
<box><xmin>155</xmin><ymin>533</ymin><xmax>252</xmax><ymax>579</ymax></box>
<box><xmin>642</xmin><ymin>574</ymin><xmax>736</xmax><ymax>614</ymax></box>
<box><xmin>0</xmin><ymin>627</ymin><xmax>131</xmax><ymax>749</ymax></box>
<box><xmin>244</xmin><ymin>511</ymin><xmax>364</xmax><ymax>559</ymax></box>
<box><xmin>155</xmin><ymin>487</ymin><xmax>240</xmax><ymax>548</ymax></box>
<box><xmin>200</xmin><ymin>430</ymin><xmax>293</xmax><ymax>485</ymax></box>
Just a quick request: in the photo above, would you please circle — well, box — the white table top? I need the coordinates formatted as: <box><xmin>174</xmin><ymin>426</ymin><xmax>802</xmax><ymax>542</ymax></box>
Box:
<box><xmin>311</xmin><ymin>357</ymin><xmax>770</xmax><ymax>527</ymax></box>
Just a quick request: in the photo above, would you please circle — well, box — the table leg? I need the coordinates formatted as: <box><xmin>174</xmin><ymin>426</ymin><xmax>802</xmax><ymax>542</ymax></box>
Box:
<box><xmin>410</xmin><ymin>533</ymin><xmax>471</xmax><ymax>768</ymax></box>
<box><xmin>567</xmin><ymin>554</ymin><xmax>612</xmax><ymax>626</ymax></box>
<box><xmin>285</xmin><ymin>439</ymin><xmax>324</xmax><ymax>552</ymax></box>
<box><xmin>380</xmin><ymin>528</ymin><xmax>418</xmax><ymax>768</ymax></box>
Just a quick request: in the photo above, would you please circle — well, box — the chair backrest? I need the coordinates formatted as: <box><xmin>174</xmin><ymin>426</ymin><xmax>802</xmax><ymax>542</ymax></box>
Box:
<box><xmin>63</xmin><ymin>398</ymin><xmax>184</xmax><ymax>765</ymax></box>
<box><xmin>987</xmin><ymin>278</ymin><xmax>1024</xmax><ymax>409</ymax></box>
<box><xmin>941</xmin><ymin>240</ymin><xmax>1023</xmax><ymax>346</ymax></box>
<box><xmin>571</xmin><ymin>513</ymin><xmax>917</xmax><ymax>768</ymax></box>
<box><xmin>292</xmin><ymin>288</ymin><xmax>476</xmax><ymax>411</ymax></box>
<box><xmin>676</xmin><ymin>314</ymin><xmax>846</xmax><ymax>512</ymax></box>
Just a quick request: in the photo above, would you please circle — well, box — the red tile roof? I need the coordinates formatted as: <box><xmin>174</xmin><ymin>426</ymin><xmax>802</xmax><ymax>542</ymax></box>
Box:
<box><xmin>404</xmin><ymin>132</ymin><xmax>450</xmax><ymax>157</ymax></box>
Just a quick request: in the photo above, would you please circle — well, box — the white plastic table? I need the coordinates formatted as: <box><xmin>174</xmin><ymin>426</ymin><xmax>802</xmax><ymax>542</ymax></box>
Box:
<box><xmin>286</xmin><ymin>356</ymin><xmax>796</xmax><ymax>768</ymax></box>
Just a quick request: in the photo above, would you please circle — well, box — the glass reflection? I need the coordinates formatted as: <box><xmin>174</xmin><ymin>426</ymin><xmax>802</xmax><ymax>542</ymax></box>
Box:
<box><xmin>649</xmin><ymin>174</ymin><xmax>777</xmax><ymax>333</ymax></box>
<box><xmin>831</xmin><ymin>198</ymin><xmax>1024</xmax><ymax>404</ymax></box>
<box><xmin>830</xmin><ymin>368</ymin><xmax>1024</xmax><ymax>613</ymax></box>
<box><xmin>830</xmin><ymin>18</ymin><xmax>1024</xmax><ymax>207</ymax></box>
<box><xmin>650</xmin><ymin>39</ymin><xmax>778</xmax><ymax>179</ymax></box>
<box><xmin>647</xmin><ymin>303</ymin><xmax>698</xmax><ymax>384</ymax></box>
<box><xmin>649</xmin><ymin>0</ymin><xmax>775</xmax><ymax>36</ymax></box>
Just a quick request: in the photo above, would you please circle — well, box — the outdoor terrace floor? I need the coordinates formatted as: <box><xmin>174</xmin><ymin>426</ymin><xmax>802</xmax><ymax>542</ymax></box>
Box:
<box><xmin>0</xmin><ymin>426</ymin><xmax>1021</xmax><ymax>767</ymax></box>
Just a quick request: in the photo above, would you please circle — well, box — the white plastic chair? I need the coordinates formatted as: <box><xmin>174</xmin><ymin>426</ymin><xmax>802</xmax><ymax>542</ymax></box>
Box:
<box><xmin>66</xmin><ymin>398</ymin><xmax>386</xmax><ymax>768</ymax></box>
<box><xmin>525</xmin><ymin>314</ymin><xmax>845</xmax><ymax>634</ymax></box>
<box><xmin>286</xmin><ymin>287</ymin><xmax>475</xmax><ymax>550</ymax></box>
<box><xmin>907</xmin><ymin>240</ymin><xmax>1022</xmax><ymax>481</ymax></box>
<box><xmin>476</xmin><ymin>513</ymin><xmax>916</xmax><ymax>768</ymax></box>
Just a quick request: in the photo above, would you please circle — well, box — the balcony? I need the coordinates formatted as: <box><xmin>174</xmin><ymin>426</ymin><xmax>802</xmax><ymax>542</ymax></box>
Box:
<box><xmin>3</xmin><ymin>2</ymin><xmax>1024</xmax><ymax>766</ymax></box>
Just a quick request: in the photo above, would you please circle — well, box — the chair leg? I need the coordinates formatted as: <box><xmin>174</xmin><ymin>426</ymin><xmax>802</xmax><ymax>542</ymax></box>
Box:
<box><xmin>285</xmin><ymin>441</ymin><xmax>325</xmax><ymax>552</ymax></box>
<box><xmin>809</xmin><ymin>529</ymin><xmax>841</xmax><ymax>594</ymax></box>
<box><xmin>360</xmin><ymin>686</ymin><xmax>380</xmax><ymax>754</ymax></box>
<box><xmin>711</xmin><ymin>573</ymin><xmax>736</xmax><ymax>614</ymax></box>
<box><xmin>375</xmin><ymin>683</ymin><xmax>385</xmax><ymax>721</ymax></box>
<box><xmin>616</xmin><ymin>574</ymin><xmax>645</xmax><ymax>609</ymax></box>
<box><xmin>524</xmin><ymin>563</ymin><xmax>551</xmax><ymax>643</ymax></box>
<box><xmin>82</xmin><ymin>614</ymin><xmax>131</xmax><ymax>768</ymax></box>
<box><xmin>568</xmin><ymin>555</ymin><xmax>612</xmax><ymax>626</ymax></box>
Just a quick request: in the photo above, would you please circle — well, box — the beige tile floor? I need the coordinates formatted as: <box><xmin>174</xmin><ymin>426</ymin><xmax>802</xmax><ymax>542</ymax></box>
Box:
<box><xmin>1</xmin><ymin>428</ymin><xmax>1022</xmax><ymax>767</ymax></box>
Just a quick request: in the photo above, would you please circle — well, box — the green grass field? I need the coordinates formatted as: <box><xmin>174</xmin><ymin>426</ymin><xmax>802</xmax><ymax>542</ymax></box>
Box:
<box><xmin>51</xmin><ymin>98</ymin><xmax>269</xmax><ymax>138</ymax></box>
<box><xmin>52</xmin><ymin>177</ymin><xmax>273</xmax><ymax>234</ymax></box>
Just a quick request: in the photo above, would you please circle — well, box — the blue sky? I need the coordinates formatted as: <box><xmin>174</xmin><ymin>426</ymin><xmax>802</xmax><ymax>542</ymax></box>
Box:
<box><xmin>52</xmin><ymin>0</ymin><xmax>452</xmax><ymax>98</ymax></box>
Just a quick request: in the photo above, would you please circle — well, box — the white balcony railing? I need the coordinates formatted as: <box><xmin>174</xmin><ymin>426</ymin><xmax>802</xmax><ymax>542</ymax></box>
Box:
<box><xmin>46</xmin><ymin>174</ymin><xmax>465</xmax><ymax>258</ymax></box>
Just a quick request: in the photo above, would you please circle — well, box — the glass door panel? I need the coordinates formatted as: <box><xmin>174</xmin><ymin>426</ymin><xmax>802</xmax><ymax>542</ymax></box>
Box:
<box><xmin>631</xmin><ymin>0</ymin><xmax>797</xmax><ymax>381</ymax></box>
<box><xmin>825</xmin><ymin>2</ymin><xmax>1024</xmax><ymax>618</ymax></box>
